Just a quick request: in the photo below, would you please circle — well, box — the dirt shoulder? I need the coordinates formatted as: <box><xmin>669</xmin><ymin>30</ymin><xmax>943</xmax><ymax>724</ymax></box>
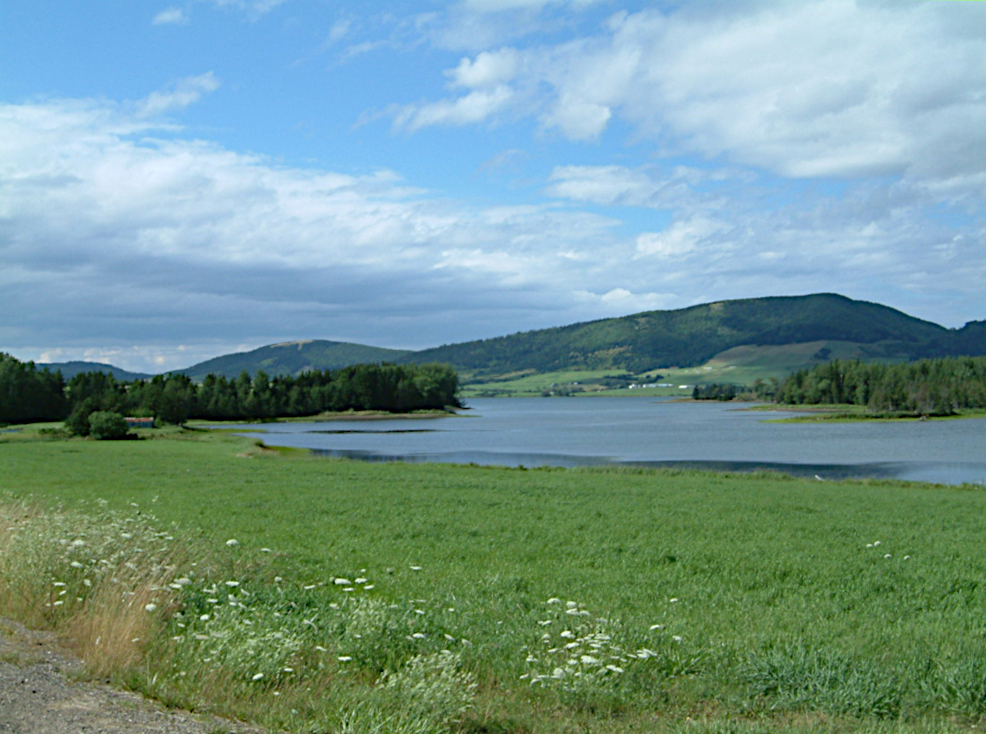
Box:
<box><xmin>0</xmin><ymin>617</ymin><xmax>266</xmax><ymax>734</ymax></box>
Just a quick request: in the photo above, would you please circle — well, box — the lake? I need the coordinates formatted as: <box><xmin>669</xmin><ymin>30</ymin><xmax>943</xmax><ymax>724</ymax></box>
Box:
<box><xmin>223</xmin><ymin>397</ymin><xmax>986</xmax><ymax>485</ymax></box>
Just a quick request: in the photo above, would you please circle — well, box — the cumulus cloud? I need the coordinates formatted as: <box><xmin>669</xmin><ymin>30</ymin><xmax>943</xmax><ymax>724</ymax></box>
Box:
<box><xmin>0</xmin><ymin>95</ymin><xmax>639</xmax><ymax>370</ymax></box>
<box><xmin>400</xmin><ymin>0</ymin><xmax>986</xmax><ymax>182</ymax></box>
<box><xmin>153</xmin><ymin>7</ymin><xmax>188</xmax><ymax>25</ymax></box>
<box><xmin>136</xmin><ymin>73</ymin><xmax>220</xmax><ymax>117</ymax></box>
<box><xmin>635</xmin><ymin>218</ymin><xmax>728</xmax><ymax>259</ymax></box>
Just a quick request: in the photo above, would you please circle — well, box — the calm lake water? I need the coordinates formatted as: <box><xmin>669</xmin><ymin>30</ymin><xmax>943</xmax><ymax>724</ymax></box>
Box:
<box><xmin>225</xmin><ymin>397</ymin><xmax>986</xmax><ymax>485</ymax></box>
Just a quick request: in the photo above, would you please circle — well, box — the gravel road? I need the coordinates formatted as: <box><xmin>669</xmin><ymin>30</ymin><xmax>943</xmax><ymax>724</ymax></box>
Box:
<box><xmin>0</xmin><ymin>618</ymin><xmax>267</xmax><ymax>734</ymax></box>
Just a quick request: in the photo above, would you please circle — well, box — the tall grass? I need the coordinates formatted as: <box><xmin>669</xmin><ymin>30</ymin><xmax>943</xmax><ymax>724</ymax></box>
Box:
<box><xmin>0</xmin><ymin>498</ymin><xmax>479</xmax><ymax>733</ymax></box>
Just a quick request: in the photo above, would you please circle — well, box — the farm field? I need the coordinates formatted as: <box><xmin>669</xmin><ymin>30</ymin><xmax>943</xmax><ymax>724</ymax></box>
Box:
<box><xmin>458</xmin><ymin>340</ymin><xmax>903</xmax><ymax>398</ymax></box>
<box><xmin>3</xmin><ymin>426</ymin><xmax>986</xmax><ymax>733</ymax></box>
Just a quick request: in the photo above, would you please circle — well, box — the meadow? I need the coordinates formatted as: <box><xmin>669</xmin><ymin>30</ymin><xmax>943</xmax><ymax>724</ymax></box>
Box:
<box><xmin>3</xmin><ymin>425</ymin><xmax>986</xmax><ymax>733</ymax></box>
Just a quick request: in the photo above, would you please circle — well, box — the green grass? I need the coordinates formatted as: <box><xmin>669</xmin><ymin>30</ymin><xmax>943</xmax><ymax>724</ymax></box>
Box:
<box><xmin>457</xmin><ymin>340</ymin><xmax>905</xmax><ymax>398</ymax></box>
<box><xmin>4</xmin><ymin>426</ymin><xmax>986</xmax><ymax>732</ymax></box>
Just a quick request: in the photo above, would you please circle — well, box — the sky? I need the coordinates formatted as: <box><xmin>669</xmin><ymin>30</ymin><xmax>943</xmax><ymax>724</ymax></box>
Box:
<box><xmin>2</xmin><ymin>0</ymin><xmax>986</xmax><ymax>373</ymax></box>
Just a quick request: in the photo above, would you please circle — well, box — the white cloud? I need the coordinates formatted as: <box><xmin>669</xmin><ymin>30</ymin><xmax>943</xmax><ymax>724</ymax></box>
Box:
<box><xmin>396</xmin><ymin>85</ymin><xmax>514</xmax><ymax>131</ymax></box>
<box><xmin>153</xmin><ymin>7</ymin><xmax>188</xmax><ymax>25</ymax></box>
<box><xmin>325</xmin><ymin>19</ymin><xmax>352</xmax><ymax>46</ymax></box>
<box><xmin>448</xmin><ymin>48</ymin><xmax>521</xmax><ymax>88</ymax></box>
<box><xmin>136</xmin><ymin>73</ymin><xmax>220</xmax><ymax>117</ymax></box>
<box><xmin>401</xmin><ymin>1</ymin><xmax>986</xmax><ymax>183</ymax></box>
<box><xmin>636</xmin><ymin>218</ymin><xmax>728</xmax><ymax>259</ymax></box>
<box><xmin>209</xmin><ymin>0</ymin><xmax>288</xmax><ymax>19</ymax></box>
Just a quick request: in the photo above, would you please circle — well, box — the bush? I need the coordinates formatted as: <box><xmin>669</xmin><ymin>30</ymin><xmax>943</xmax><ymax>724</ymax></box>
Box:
<box><xmin>88</xmin><ymin>411</ymin><xmax>129</xmax><ymax>440</ymax></box>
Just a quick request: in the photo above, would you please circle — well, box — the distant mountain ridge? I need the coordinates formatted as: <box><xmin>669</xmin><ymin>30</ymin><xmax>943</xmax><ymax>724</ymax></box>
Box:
<box><xmin>39</xmin><ymin>361</ymin><xmax>153</xmax><ymax>381</ymax></box>
<box><xmin>35</xmin><ymin>294</ymin><xmax>986</xmax><ymax>384</ymax></box>
<box><xmin>401</xmin><ymin>293</ymin><xmax>971</xmax><ymax>376</ymax></box>
<box><xmin>177</xmin><ymin>340</ymin><xmax>413</xmax><ymax>380</ymax></box>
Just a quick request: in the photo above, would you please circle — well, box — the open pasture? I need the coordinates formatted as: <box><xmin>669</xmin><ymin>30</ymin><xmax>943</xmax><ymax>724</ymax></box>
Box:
<box><xmin>3</xmin><ymin>427</ymin><xmax>986</xmax><ymax>733</ymax></box>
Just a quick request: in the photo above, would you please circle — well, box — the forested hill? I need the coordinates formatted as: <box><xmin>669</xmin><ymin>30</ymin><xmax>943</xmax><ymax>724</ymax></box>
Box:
<box><xmin>400</xmin><ymin>294</ymin><xmax>966</xmax><ymax>376</ymax></box>
<box><xmin>178</xmin><ymin>340</ymin><xmax>413</xmax><ymax>380</ymax></box>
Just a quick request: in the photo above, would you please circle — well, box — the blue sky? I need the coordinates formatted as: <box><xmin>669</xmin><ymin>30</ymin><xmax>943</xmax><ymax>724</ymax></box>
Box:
<box><xmin>2</xmin><ymin>0</ymin><xmax>986</xmax><ymax>372</ymax></box>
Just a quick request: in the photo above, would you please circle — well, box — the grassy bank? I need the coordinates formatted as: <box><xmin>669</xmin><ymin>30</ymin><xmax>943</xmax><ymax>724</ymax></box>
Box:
<box><xmin>752</xmin><ymin>404</ymin><xmax>986</xmax><ymax>423</ymax></box>
<box><xmin>3</xmin><ymin>426</ymin><xmax>986</xmax><ymax>732</ymax></box>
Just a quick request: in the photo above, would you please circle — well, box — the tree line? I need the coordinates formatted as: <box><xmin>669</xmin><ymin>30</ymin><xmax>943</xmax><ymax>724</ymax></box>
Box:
<box><xmin>0</xmin><ymin>353</ymin><xmax>461</xmax><ymax>431</ymax></box>
<box><xmin>774</xmin><ymin>356</ymin><xmax>986</xmax><ymax>415</ymax></box>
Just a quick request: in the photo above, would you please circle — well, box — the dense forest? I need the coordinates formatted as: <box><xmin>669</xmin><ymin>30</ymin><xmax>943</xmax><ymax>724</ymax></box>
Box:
<box><xmin>775</xmin><ymin>356</ymin><xmax>986</xmax><ymax>415</ymax></box>
<box><xmin>0</xmin><ymin>353</ymin><xmax>460</xmax><ymax>432</ymax></box>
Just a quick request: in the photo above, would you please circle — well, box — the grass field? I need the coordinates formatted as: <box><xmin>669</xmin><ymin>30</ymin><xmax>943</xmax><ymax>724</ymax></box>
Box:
<box><xmin>3</xmin><ymin>426</ymin><xmax>986</xmax><ymax>733</ymax></box>
<box><xmin>458</xmin><ymin>340</ymin><xmax>901</xmax><ymax>399</ymax></box>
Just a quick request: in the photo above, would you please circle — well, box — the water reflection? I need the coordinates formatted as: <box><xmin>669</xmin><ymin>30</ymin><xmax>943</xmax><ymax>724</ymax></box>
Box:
<box><xmin>223</xmin><ymin>398</ymin><xmax>986</xmax><ymax>486</ymax></box>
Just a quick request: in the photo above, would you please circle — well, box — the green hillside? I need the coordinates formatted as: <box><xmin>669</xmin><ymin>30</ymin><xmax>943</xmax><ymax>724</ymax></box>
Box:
<box><xmin>178</xmin><ymin>340</ymin><xmax>412</xmax><ymax>380</ymax></box>
<box><xmin>402</xmin><ymin>294</ymin><xmax>950</xmax><ymax>378</ymax></box>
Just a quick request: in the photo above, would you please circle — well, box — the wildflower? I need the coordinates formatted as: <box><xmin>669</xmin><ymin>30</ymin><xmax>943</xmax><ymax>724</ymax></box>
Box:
<box><xmin>225</xmin><ymin>580</ymin><xmax>240</xmax><ymax>587</ymax></box>
<box><xmin>53</xmin><ymin>582</ymin><xmax>66</xmax><ymax>587</ymax></box>
<box><xmin>884</xmin><ymin>553</ymin><xmax>892</xmax><ymax>559</ymax></box>
<box><xmin>904</xmin><ymin>555</ymin><xmax>912</xmax><ymax>560</ymax></box>
<box><xmin>283</xmin><ymin>667</ymin><xmax>294</xmax><ymax>673</ymax></box>
<box><xmin>145</xmin><ymin>603</ymin><xmax>158</xmax><ymax>612</ymax></box>
<box><xmin>566</xmin><ymin>601</ymin><xmax>578</xmax><ymax>609</ymax></box>
<box><xmin>409</xmin><ymin>565</ymin><xmax>422</xmax><ymax>571</ymax></box>
<box><xmin>304</xmin><ymin>584</ymin><xmax>316</xmax><ymax>590</ymax></box>
<box><xmin>226</xmin><ymin>539</ymin><xmax>240</xmax><ymax>547</ymax></box>
<box><xmin>260</xmin><ymin>547</ymin><xmax>272</xmax><ymax>553</ymax></box>
<box><xmin>411</xmin><ymin>632</ymin><xmax>427</xmax><ymax>639</ymax></box>
<box><xmin>364</xmin><ymin>585</ymin><xmax>374</xmax><ymax>590</ymax></box>
<box><xmin>174</xmin><ymin>577</ymin><xmax>191</xmax><ymax>586</ymax></box>
<box><xmin>315</xmin><ymin>646</ymin><xmax>327</xmax><ymax>652</ymax></box>
<box><xmin>338</xmin><ymin>656</ymin><xmax>353</xmax><ymax>662</ymax></box>
<box><xmin>71</xmin><ymin>539</ymin><xmax>85</xmax><ymax>547</ymax></box>
<box><xmin>355</xmin><ymin>577</ymin><xmax>368</xmax><ymax>584</ymax></box>
<box><xmin>333</xmin><ymin>578</ymin><xmax>351</xmax><ymax>585</ymax></box>
<box><xmin>70</xmin><ymin>561</ymin><xmax>84</xmax><ymax>569</ymax></box>
<box><xmin>874</xmin><ymin>541</ymin><xmax>881</xmax><ymax>546</ymax></box>
<box><xmin>580</xmin><ymin>655</ymin><xmax>599</xmax><ymax>664</ymax></box>
<box><xmin>538</xmin><ymin>620</ymin><xmax>552</xmax><ymax>626</ymax></box>
<box><xmin>274</xmin><ymin>576</ymin><xmax>283</xmax><ymax>582</ymax></box>
<box><xmin>560</xmin><ymin>630</ymin><xmax>575</xmax><ymax>639</ymax></box>
<box><xmin>672</xmin><ymin>635</ymin><xmax>683</xmax><ymax>642</ymax></box>
<box><xmin>669</xmin><ymin>598</ymin><xmax>679</xmax><ymax>603</ymax></box>
<box><xmin>605</xmin><ymin>665</ymin><xmax>624</xmax><ymax>674</ymax></box>
<box><xmin>547</xmin><ymin>598</ymin><xmax>561</xmax><ymax>604</ymax></box>
<box><xmin>649</xmin><ymin>624</ymin><xmax>664</xmax><ymax>630</ymax></box>
<box><xmin>444</xmin><ymin>634</ymin><xmax>456</xmax><ymax>642</ymax></box>
<box><xmin>252</xmin><ymin>673</ymin><xmax>264</xmax><ymax>681</ymax></box>
<box><xmin>199</xmin><ymin>614</ymin><xmax>210</xmax><ymax>621</ymax></box>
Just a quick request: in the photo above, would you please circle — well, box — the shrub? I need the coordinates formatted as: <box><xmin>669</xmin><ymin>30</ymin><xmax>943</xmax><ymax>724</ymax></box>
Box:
<box><xmin>88</xmin><ymin>411</ymin><xmax>129</xmax><ymax>440</ymax></box>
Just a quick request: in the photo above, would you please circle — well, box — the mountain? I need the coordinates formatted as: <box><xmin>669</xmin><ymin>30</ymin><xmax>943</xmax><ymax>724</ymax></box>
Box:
<box><xmin>400</xmin><ymin>294</ymin><xmax>956</xmax><ymax>377</ymax></box>
<box><xmin>177</xmin><ymin>340</ymin><xmax>413</xmax><ymax>380</ymax></box>
<box><xmin>35</xmin><ymin>294</ymin><xmax>986</xmax><ymax>387</ymax></box>
<box><xmin>41</xmin><ymin>361</ymin><xmax>153</xmax><ymax>381</ymax></box>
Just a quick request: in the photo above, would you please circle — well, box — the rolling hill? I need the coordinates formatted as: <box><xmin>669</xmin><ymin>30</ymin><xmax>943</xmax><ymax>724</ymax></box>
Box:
<box><xmin>177</xmin><ymin>340</ymin><xmax>413</xmax><ymax>380</ymax></box>
<box><xmin>41</xmin><ymin>361</ymin><xmax>153</xmax><ymax>381</ymax></box>
<box><xmin>37</xmin><ymin>294</ymin><xmax>986</xmax><ymax>389</ymax></box>
<box><xmin>400</xmin><ymin>293</ymin><xmax>960</xmax><ymax>377</ymax></box>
